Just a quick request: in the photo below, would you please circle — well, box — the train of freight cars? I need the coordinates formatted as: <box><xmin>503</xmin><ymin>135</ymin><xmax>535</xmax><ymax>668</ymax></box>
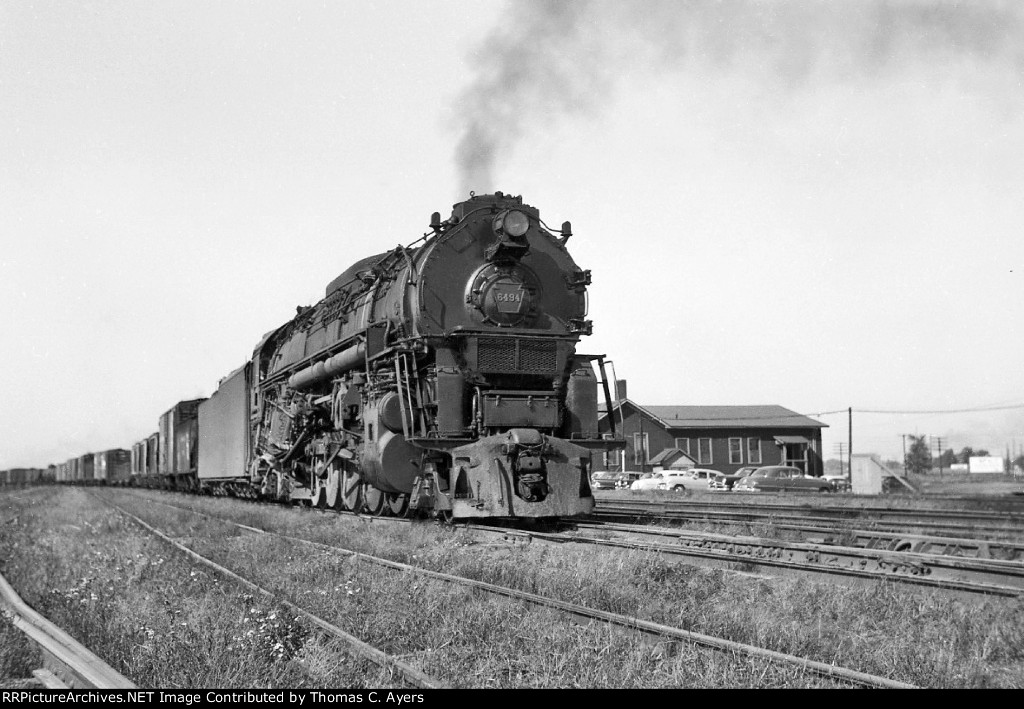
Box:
<box><xmin>0</xmin><ymin>468</ymin><xmax>54</xmax><ymax>486</ymax></box>
<box><xmin>42</xmin><ymin>192</ymin><xmax>625</xmax><ymax>520</ymax></box>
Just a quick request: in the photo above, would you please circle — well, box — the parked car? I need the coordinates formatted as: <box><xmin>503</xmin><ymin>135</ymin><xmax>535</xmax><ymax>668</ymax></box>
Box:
<box><xmin>655</xmin><ymin>469</ymin><xmax>702</xmax><ymax>491</ymax></box>
<box><xmin>615</xmin><ymin>471</ymin><xmax>645</xmax><ymax>489</ymax></box>
<box><xmin>629</xmin><ymin>472</ymin><xmax>664</xmax><ymax>491</ymax></box>
<box><xmin>823</xmin><ymin>474</ymin><xmax>852</xmax><ymax>492</ymax></box>
<box><xmin>733</xmin><ymin>466</ymin><xmax>833</xmax><ymax>493</ymax></box>
<box><xmin>664</xmin><ymin>468</ymin><xmax>716</xmax><ymax>491</ymax></box>
<box><xmin>591</xmin><ymin>471</ymin><xmax>620</xmax><ymax>490</ymax></box>
<box><xmin>709</xmin><ymin>466</ymin><xmax>759</xmax><ymax>491</ymax></box>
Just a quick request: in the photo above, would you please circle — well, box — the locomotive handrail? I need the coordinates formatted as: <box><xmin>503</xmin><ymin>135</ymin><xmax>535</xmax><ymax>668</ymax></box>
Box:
<box><xmin>395</xmin><ymin>244</ymin><xmax>417</xmax><ymax>285</ymax></box>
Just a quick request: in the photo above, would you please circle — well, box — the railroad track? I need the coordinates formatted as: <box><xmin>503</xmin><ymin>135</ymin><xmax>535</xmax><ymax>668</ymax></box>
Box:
<box><xmin>93</xmin><ymin>495</ymin><xmax>447</xmax><ymax>690</ymax></box>
<box><xmin>114</xmin><ymin>487</ymin><xmax>1024</xmax><ymax>597</ymax></box>
<box><xmin>103</xmin><ymin>489</ymin><xmax>917</xmax><ymax>689</ymax></box>
<box><xmin>528</xmin><ymin>520</ymin><xmax>1024</xmax><ymax>598</ymax></box>
<box><xmin>596</xmin><ymin>511</ymin><xmax>1024</xmax><ymax>561</ymax></box>
<box><xmin>592</xmin><ymin>497</ymin><xmax>1024</xmax><ymax>544</ymax></box>
<box><xmin>0</xmin><ymin>572</ymin><xmax>136</xmax><ymax>689</ymax></box>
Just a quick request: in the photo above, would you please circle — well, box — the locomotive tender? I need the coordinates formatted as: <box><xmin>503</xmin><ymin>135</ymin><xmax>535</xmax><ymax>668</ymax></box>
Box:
<box><xmin>41</xmin><ymin>192</ymin><xmax>623</xmax><ymax>520</ymax></box>
<box><xmin>198</xmin><ymin>191</ymin><xmax>622</xmax><ymax>519</ymax></box>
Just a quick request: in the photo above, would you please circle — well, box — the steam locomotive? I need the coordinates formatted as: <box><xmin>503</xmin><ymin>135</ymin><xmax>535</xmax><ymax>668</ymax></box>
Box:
<box><xmin>111</xmin><ymin>191</ymin><xmax>622</xmax><ymax>520</ymax></box>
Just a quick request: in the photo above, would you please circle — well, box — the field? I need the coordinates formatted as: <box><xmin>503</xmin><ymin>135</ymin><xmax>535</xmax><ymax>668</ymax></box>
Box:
<box><xmin>1</xmin><ymin>486</ymin><xmax>1022</xmax><ymax>688</ymax></box>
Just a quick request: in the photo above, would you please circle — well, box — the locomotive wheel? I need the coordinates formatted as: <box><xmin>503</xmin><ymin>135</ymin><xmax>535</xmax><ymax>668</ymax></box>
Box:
<box><xmin>331</xmin><ymin>479</ymin><xmax>345</xmax><ymax>511</ymax></box>
<box><xmin>314</xmin><ymin>487</ymin><xmax>328</xmax><ymax>509</ymax></box>
<box><xmin>340</xmin><ymin>467</ymin><xmax>363</xmax><ymax>512</ymax></box>
<box><xmin>384</xmin><ymin>493</ymin><xmax>409</xmax><ymax>518</ymax></box>
<box><xmin>325</xmin><ymin>464</ymin><xmax>342</xmax><ymax>510</ymax></box>
<box><xmin>362</xmin><ymin>485</ymin><xmax>385</xmax><ymax>516</ymax></box>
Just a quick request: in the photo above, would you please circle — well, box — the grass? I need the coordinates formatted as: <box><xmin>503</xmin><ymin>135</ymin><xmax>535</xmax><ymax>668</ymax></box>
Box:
<box><xmin>1</xmin><ymin>486</ymin><xmax>1022</xmax><ymax>688</ymax></box>
<box><xmin>0</xmin><ymin>608</ymin><xmax>42</xmax><ymax>686</ymax></box>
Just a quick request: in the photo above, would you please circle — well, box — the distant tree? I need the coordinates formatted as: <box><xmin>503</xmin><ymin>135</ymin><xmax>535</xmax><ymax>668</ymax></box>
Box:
<box><xmin>824</xmin><ymin>458</ymin><xmax>844</xmax><ymax>475</ymax></box>
<box><xmin>956</xmin><ymin>447</ymin><xmax>989</xmax><ymax>464</ymax></box>
<box><xmin>907</xmin><ymin>435</ymin><xmax>932</xmax><ymax>475</ymax></box>
<box><xmin>1013</xmin><ymin>454</ymin><xmax>1024</xmax><ymax>472</ymax></box>
<box><xmin>939</xmin><ymin>449</ymin><xmax>957</xmax><ymax>468</ymax></box>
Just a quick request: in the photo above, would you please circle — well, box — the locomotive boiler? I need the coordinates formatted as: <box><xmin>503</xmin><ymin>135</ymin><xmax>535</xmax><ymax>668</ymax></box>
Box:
<box><xmin>197</xmin><ymin>192</ymin><xmax>622</xmax><ymax>519</ymax></box>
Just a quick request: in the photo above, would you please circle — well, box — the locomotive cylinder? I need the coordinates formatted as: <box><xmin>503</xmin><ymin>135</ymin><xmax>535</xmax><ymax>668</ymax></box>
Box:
<box><xmin>288</xmin><ymin>341</ymin><xmax>366</xmax><ymax>391</ymax></box>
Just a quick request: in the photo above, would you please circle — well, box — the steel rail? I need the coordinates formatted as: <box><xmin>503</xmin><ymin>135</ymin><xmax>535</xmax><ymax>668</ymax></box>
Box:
<box><xmin>0</xmin><ymin>572</ymin><xmax>136</xmax><ymax>689</ymax></box>
<box><xmin>595</xmin><ymin>496</ymin><xmax>1024</xmax><ymax>525</ymax></box>
<box><xmin>116</xmin><ymin>491</ymin><xmax>918</xmax><ymax>689</ymax></box>
<box><xmin>96</xmin><ymin>496</ymin><xmax>447</xmax><ymax>690</ymax></box>
<box><xmin>584</xmin><ymin>516</ymin><xmax>1024</xmax><ymax>561</ymax></box>
<box><xmin>593</xmin><ymin>499</ymin><xmax>1024</xmax><ymax>538</ymax></box>
<box><xmin>520</xmin><ymin>524</ymin><xmax>1024</xmax><ymax>597</ymax></box>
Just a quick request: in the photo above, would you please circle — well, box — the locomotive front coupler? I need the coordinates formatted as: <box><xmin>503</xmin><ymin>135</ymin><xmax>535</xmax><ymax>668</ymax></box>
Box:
<box><xmin>501</xmin><ymin>428</ymin><xmax>551</xmax><ymax>502</ymax></box>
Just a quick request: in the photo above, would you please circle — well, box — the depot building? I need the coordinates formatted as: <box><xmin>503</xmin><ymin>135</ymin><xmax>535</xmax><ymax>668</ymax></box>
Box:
<box><xmin>595</xmin><ymin>397</ymin><xmax>827</xmax><ymax>477</ymax></box>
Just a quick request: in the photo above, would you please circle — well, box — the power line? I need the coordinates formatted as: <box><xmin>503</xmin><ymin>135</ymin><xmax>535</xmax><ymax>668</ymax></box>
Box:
<box><xmin>855</xmin><ymin>403</ymin><xmax>1024</xmax><ymax>415</ymax></box>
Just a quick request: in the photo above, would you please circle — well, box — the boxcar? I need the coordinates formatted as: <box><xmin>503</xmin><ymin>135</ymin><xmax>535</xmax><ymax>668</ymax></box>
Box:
<box><xmin>198</xmin><ymin>364</ymin><xmax>251</xmax><ymax>487</ymax></box>
<box><xmin>159</xmin><ymin>399</ymin><xmax>205</xmax><ymax>488</ymax></box>
<box><xmin>78</xmin><ymin>454</ymin><xmax>95</xmax><ymax>483</ymax></box>
<box><xmin>94</xmin><ymin>449</ymin><xmax>131</xmax><ymax>485</ymax></box>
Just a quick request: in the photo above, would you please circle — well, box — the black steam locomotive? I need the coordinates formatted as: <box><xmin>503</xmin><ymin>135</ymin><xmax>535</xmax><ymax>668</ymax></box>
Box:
<box><xmin>106</xmin><ymin>192</ymin><xmax>622</xmax><ymax>520</ymax></box>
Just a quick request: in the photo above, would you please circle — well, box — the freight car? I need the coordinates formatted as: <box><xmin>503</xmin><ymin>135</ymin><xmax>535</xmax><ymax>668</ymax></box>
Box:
<box><xmin>194</xmin><ymin>192</ymin><xmax>623</xmax><ymax>519</ymax></box>
<box><xmin>0</xmin><ymin>468</ymin><xmax>47</xmax><ymax>486</ymax></box>
<box><xmin>94</xmin><ymin>449</ymin><xmax>132</xmax><ymax>486</ymax></box>
<box><xmin>130</xmin><ymin>433</ymin><xmax>161</xmax><ymax>486</ymax></box>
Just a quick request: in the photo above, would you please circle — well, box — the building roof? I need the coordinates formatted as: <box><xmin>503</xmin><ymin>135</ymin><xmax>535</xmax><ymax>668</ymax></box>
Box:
<box><xmin>648</xmin><ymin>448</ymin><xmax>697</xmax><ymax>466</ymax></box>
<box><xmin>601</xmin><ymin>400</ymin><xmax>827</xmax><ymax>430</ymax></box>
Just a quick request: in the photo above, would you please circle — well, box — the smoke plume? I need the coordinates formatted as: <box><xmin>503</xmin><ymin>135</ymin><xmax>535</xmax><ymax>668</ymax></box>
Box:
<box><xmin>454</xmin><ymin>0</ymin><xmax>1024</xmax><ymax>194</ymax></box>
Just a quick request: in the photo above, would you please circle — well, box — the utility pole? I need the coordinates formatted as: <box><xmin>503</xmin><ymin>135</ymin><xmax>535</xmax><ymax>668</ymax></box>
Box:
<box><xmin>833</xmin><ymin>442</ymin><xmax>846</xmax><ymax>477</ymax></box>
<box><xmin>901</xmin><ymin>435</ymin><xmax>908</xmax><ymax>476</ymax></box>
<box><xmin>934</xmin><ymin>436</ymin><xmax>944</xmax><ymax>477</ymax></box>
<box><xmin>848</xmin><ymin>407</ymin><xmax>852</xmax><ymax>479</ymax></box>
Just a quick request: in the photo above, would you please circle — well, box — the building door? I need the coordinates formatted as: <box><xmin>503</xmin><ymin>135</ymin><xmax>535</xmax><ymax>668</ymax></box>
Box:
<box><xmin>783</xmin><ymin>443</ymin><xmax>808</xmax><ymax>473</ymax></box>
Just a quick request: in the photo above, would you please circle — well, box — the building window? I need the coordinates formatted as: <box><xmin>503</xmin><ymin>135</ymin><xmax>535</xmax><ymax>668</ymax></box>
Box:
<box><xmin>697</xmin><ymin>438</ymin><xmax>712</xmax><ymax>465</ymax></box>
<box><xmin>747</xmin><ymin>438</ymin><xmax>762</xmax><ymax>464</ymax></box>
<box><xmin>729</xmin><ymin>438</ymin><xmax>742</xmax><ymax>464</ymax></box>
<box><xmin>633</xmin><ymin>432</ymin><xmax>649</xmax><ymax>465</ymax></box>
<box><xmin>674</xmin><ymin>437</ymin><xmax>690</xmax><ymax>455</ymax></box>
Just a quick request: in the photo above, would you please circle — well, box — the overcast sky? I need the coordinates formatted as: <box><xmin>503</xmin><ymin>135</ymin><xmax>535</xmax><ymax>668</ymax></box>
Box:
<box><xmin>2</xmin><ymin>0</ymin><xmax>1023</xmax><ymax>469</ymax></box>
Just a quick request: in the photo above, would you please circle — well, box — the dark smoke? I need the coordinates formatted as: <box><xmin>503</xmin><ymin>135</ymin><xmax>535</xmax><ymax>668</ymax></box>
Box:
<box><xmin>454</xmin><ymin>0</ymin><xmax>1024</xmax><ymax>193</ymax></box>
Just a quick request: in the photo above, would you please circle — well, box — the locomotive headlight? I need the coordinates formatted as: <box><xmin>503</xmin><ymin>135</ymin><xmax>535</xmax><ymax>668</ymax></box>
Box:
<box><xmin>494</xmin><ymin>209</ymin><xmax>530</xmax><ymax>238</ymax></box>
